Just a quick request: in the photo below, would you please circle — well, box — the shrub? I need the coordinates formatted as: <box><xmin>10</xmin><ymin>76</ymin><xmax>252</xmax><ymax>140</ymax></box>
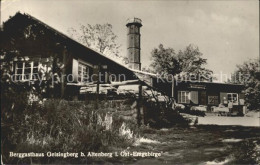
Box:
<box><xmin>143</xmin><ymin>100</ymin><xmax>190</xmax><ymax>128</ymax></box>
<box><xmin>1</xmin><ymin>99</ymin><xmax>135</xmax><ymax>164</ymax></box>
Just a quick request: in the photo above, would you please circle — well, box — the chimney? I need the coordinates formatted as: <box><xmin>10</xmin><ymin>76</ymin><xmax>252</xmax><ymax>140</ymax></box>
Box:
<box><xmin>126</xmin><ymin>18</ymin><xmax>142</xmax><ymax>70</ymax></box>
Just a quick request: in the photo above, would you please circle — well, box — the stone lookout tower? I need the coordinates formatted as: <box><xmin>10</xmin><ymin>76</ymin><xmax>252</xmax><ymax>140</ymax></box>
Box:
<box><xmin>126</xmin><ymin>18</ymin><xmax>142</xmax><ymax>70</ymax></box>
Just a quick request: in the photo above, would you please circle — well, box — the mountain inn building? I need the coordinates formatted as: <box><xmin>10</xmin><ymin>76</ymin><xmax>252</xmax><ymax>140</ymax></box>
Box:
<box><xmin>1</xmin><ymin>12</ymin><xmax>245</xmax><ymax>112</ymax></box>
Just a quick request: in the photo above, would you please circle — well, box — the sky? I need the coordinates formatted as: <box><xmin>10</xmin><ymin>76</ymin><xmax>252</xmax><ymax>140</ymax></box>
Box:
<box><xmin>1</xmin><ymin>0</ymin><xmax>259</xmax><ymax>77</ymax></box>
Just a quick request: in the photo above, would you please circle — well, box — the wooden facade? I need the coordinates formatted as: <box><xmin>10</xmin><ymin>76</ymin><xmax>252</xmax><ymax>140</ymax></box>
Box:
<box><xmin>151</xmin><ymin>77</ymin><xmax>245</xmax><ymax>111</ymax></box>
<box><xmin>1</xmin><ymin>12</ymin><xmax>137</xmax><ymax>98</ymax></box>
<box><xmin>173</xmin><ymin>81</ymin><xmax>244</xmax><ymax>106</ymax></box>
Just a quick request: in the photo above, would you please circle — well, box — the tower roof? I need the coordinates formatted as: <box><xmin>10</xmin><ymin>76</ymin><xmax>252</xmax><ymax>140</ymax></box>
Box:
<box><xmin>126</xmin><ymin>18</ymin><xmax>142</xmax><ymax>27</ymax></box>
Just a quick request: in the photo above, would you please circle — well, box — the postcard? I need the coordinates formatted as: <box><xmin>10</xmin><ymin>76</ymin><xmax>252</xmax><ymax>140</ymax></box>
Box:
<box><xmin>1</xmin><ymin>0</ymin><xmax>259</xmax><ymax>164</ymax></box>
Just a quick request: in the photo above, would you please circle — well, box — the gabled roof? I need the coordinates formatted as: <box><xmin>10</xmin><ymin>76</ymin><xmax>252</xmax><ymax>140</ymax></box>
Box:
<box><xmin>3</xmin><ymin>12</ymin><xmax>134</xmax><ymax>74</ymax></box>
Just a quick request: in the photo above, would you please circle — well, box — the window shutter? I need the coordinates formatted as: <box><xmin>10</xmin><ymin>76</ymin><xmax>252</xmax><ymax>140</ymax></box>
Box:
<box><xmin>72</xmin><ymin>59</ymin><xmax>78</xmax><ymax>82</ymax></box>
<box><xmin>178</xmin><ymin>91</ymin><xmax>181</xmax><ymax>103</ymax></box>
<box><xmin>239</xmin><ymin>93</ymin><xmax>245</xmax><ymax>99</ymax></box>
<box><xmin>190</xmin><ymin>91</ymin><xmax>198</xmax><ymax>104</ymax></box>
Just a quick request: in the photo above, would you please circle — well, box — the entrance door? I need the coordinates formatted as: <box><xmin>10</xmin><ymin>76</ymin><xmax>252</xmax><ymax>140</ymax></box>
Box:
<box><xmin>199</xmin><ymin>91</ymin><xmax>207</xmax><ymax>105</ymax></box>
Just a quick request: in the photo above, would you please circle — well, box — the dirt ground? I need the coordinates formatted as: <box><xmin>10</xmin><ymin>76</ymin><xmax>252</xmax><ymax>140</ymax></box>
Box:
<box><xmin>112</xmin><ymin>125</ymin><xmax>260</xmax><ymax>164</ymax></box>
<box><xmin>198</xmin><ymin>116</ymin><xmax>260</xmax><ymax>127</ymax></box>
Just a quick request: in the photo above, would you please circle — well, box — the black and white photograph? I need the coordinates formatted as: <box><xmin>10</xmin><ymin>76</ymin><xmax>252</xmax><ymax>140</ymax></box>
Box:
<box><xmin>0</xmin><ymin>0</ymin><xmax>259</xmax><ymax>164</ymax></box>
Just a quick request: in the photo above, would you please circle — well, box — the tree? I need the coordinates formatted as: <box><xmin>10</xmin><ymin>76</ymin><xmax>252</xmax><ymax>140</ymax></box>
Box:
<box><xmin>150</xmin><ymin>44</ymin><xmax>213</xmax><ymax>81</ymax></box>
<box><xmin>68</xmin><ymin>24</ymin><xmax>121</xmax><ymax>57</ymax></box>
<box><xmin>229</xmin><ymin>59</ymin><xmax>260</xmax><ymax>110</ymax></box>
<box><xmin>177</xmin><ymin>44</ymin><xmax>213</xmax><ymax>81</ymax></box>
<box><xmin>142</xmin><ymin>67</ymin><xmax>156</xmax><ymax>74</ymax></box>
<box><xmin>150</xmin><ymin>44</ymin><xmax>181</xmax><ymax>75</ymax></box>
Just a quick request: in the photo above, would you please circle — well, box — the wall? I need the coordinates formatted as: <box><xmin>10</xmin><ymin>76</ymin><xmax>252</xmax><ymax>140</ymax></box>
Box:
<box><xmin>174</xmin><ymin>82</ymin><xmax>244</xmax><ymax>109</ymax></box>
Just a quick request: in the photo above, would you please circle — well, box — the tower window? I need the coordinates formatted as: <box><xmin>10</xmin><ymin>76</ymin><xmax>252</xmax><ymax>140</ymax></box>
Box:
<box><xmin>135</xmin><ymin>27</ymin><xmax>139</xmax><ymax>33</ymax></box>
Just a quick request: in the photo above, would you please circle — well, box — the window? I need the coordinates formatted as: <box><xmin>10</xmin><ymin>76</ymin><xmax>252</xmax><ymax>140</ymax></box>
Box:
<box><xmin>78</xmin><ymin>63</ymin><xmax>89</xmax><ymax>82</ymax></box>
<box><xmin>178</xmin><ymin>91</ymin><xmax>190</xmax><ymax>104</ymax></box>
<box><xmin>14</xmin><ymin>61</ymin><xmax>39</xmax><ymax>81</ymax></box>
<box><xmin>135</xmin><ymin>27</ymin><xmax>139</xmax><ymax>33</ymax></box>
<box><xmin>227</xmin><ymin>93</ymin><xmax>238</xmax><ymax>104</ymax></box>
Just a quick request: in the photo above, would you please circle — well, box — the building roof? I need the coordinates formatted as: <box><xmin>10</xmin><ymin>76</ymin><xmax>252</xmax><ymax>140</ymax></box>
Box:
<box><xmin>3</xmin><ymin>12</ymin><xmax>133</xmax><ymax>74</ymax></box>
<box><xmin>174</xmin><ymin>80</ymin><xmax>245</xmax><ymax>92</ymax></box>
<box><xmin>176</xmin><ymin>80</ymin><xmax>244</xmax><ymax>87</ymax></box>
